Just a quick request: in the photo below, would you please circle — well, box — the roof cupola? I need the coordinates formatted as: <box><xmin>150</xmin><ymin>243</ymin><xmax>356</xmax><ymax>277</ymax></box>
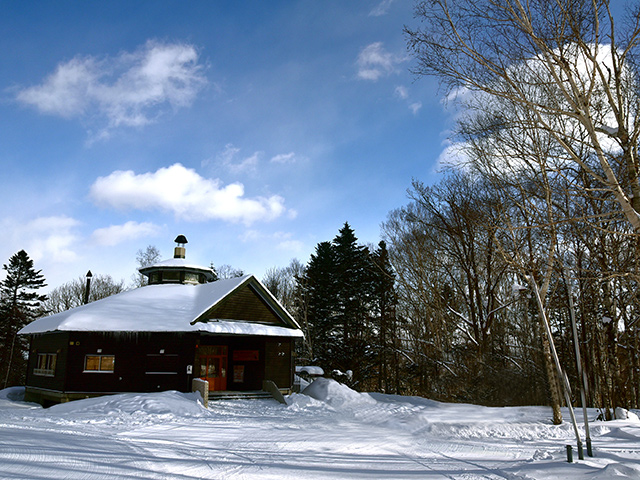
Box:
<box><xmin>138</xmin><ymin>235</ymin><xmax>215</xmax><ymax>286</ymax></box>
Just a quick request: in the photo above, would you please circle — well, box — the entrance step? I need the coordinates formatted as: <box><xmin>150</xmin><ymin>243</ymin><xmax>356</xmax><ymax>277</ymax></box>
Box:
<box><xmin>209</xmin><ymin>390</ymin><xmax>273</xmax><ymax>401</ymax></box>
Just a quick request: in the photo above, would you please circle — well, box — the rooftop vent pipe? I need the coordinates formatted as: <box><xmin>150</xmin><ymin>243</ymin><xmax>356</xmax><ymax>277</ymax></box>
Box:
<box><xmin>174</xmin><ymin>235</ymin><xmax>188</xmax><ymax>259</ymax></box>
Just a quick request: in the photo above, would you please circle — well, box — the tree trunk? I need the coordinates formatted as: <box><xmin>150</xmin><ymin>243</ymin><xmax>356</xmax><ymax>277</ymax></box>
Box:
<box><xmin>540</xmin><ymin>327</ymin><xmax>564</xmax><ymax>425</ymax></box>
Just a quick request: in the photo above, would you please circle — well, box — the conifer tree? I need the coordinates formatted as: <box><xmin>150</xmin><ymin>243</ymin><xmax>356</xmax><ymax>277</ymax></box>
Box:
<box><xmin>0</xmin><ymin>250</ymin><xmax>47</xmax><ymax>387</ymax></box>
<box><xmin>302</xmin><ymin>241</ymin><xmax>337</xmax><ymax>366</ymax></box>
<box><xmin>371</xmin><ymin>241</ymin><xmax>400</xmax><ymax>393</ymax></box>
<box><xmin>332</xmin><ymin>223</ymin><xmax>374</xmax><ymax>381</ymax></box>
<box><xmin>299</xmin><ymin>223</ymin><xmax>385</xmax><ymax>387</ymax></box>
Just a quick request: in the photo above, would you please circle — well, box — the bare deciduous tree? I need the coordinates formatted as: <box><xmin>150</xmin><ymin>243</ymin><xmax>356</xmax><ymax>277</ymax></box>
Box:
<box><xmin>133</xmin><ymin>245</ymin><xmax>162</xmax><ymax>287</ymax></box>
<box><xmin>406</xmin><ymin>0</ymin><xmax>640</xmax><ymax>230</ymax></box>
<box><xmin>41</xmin><ymin>274</ymin><xmax>126</xmax><ymax>315</ymax></box>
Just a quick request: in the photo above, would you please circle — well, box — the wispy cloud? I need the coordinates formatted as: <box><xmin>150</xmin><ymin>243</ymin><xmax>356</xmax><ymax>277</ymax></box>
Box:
<box><xmin>270</xmin><ymin>152</ymin><xmax>302</xmax><ymax>164</ymax></box>
<box><xmin>91</xmin><ymin>221</ymin><xmax>161</xmax><ymax>247</ymax></box>
<box><xmin>16</xmin><ymin>40</ymin><xmax>206</xmax><ymax>137</ymax></box>
<box><xmin>395</xmin><ymin>85</ymin><xmax>422</xmax><ymax>115</ymax></box>
<box><xmin>89</xmin><ymin>163</ymin><xmax>288</xmax><ymax>225</ymax></box>
<box><xmin>209</xmin><ymin>143</ymin><xmax>262</xmax><ymax>174</ymax></box>
<box><xmin>394</xmin><ymin>85</ymin><xmax>409</xmax><ymax>99</ymax></box>
<box><xmin>356</xmin><ymin>42</ymin><xmax>404</xmax><ymax>81</ymax></box>
<box><xmin>409</xmin><ymin>102</ymin><xmax>422</xmax><ymax>115</ymax></box>
<box><xmin>369</xmin><ymin>0</ymin><xmax>395</xmax><ymax>17</ymax></box>
<box><xmin>240</xmin><ymin>230</ymin><xmax>304</xmax><ymax>253</ymax></box>
<box><xmin>3</xmin><ymin>215</ymin><xmax>81</xmax><ymax>264</ymax></box>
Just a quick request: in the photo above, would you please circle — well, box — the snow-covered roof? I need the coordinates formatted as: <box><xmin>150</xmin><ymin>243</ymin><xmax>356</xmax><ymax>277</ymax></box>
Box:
<box><xmin>19</xmin><ymin>275</ymin><xmax>303</xmax><ymax>337</ymax></box>
<box><xmin>138</xmin><ymin>257</ymin><xmax>214</xmax><ymax>273</ymax></box>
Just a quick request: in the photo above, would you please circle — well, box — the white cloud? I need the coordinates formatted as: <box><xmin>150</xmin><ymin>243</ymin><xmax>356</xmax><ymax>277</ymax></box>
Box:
<box><xmin>409</xmin><ymin>102</ymin><xmax>422</xmax><ymax>115</ymax></box>
<box><xmin>369</xmin><ymin>0</ymin><xmax>395</xmax><ymax>16</ymax></box>
<box><xmin>217</xmin><ymin>143</ymin><xmax>241</xmax><ymax>165</ymax></box>
<box><xmin>231</xmin><ymin>151</ymin><xmax>260</xmax><ymax>173</ymax></box>
<box><xmin>270</xmin><ymin>152</ymin><xmax>308</xmax><ymax>166</ymax></box>
<box><xmin>356</xmin><ymin>42</ymin><xmax>404</xmax><ymax>81</ymax></box>
<box><xmin>16</xmin><ymin>40</ymin><xmax>206</xmax><ymax>136</ymax></box>
<box><xmin>214</xmin><ymin>143</ymin><xmax>261</xmax><ymax>174</ymax></box>
<box><xmin>89</xmin><ymin>163</ymin><xmax>287</xmax><ymax>225</ymax></box>
<box><xmin>394</xmin><ymin>85</ymin><xmax>422</xmax><ymax>115</ymax></box>
<box><xmin>270</xmin><ymin>152</ymin><xmax>297</xmax><ymax>164</ymax></box>
<box><xmin>91</xmin><ymin>221</ymin><xmax>161</xmax><ymax>247</ymax></box>
<box><xmin>394</xmin><ymin>85</ymin><xmax>409</xmax><ymax>99</ymax></box>
<box><xmin>436</xmin><ymin>141</ymin><xmax>468</xmax><ymax>171</ymax></box>
<box><xmin>3</xmin><ymin>215</ymin><xmax>81</xmax><ymax>264</ymax></box>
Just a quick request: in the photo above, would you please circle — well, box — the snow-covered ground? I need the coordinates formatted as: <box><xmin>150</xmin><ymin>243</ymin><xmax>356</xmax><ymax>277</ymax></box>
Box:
<box><xmin>1</xmin><ymin>379</ymin><xmax>639</xmax><ymax>479</ymax></box>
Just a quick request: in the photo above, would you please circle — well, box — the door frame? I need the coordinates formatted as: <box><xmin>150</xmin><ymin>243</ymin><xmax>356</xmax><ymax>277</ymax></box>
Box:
<box><xmin>198</xmin><ymin>345</ymin><xmax>228</xmax><ymax>391</ymax></box>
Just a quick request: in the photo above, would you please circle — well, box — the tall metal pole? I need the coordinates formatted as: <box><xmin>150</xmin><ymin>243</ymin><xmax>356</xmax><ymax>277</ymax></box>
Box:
<box><xmin>563</xmin><ymin>268</ymin><xmax>593</xmax><ymax>456</ymax></box>
<box><xmin>529</xmin><ymin>277</ymin><xmax>584</xmax><ymax>459</ymax></box>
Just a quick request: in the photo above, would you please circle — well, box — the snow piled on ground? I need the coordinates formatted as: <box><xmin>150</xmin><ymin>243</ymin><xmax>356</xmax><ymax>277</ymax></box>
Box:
<box><xmin>1</xmin><ymin>380</ymin><xmax>639</xmax><ymax>479</ymax></box>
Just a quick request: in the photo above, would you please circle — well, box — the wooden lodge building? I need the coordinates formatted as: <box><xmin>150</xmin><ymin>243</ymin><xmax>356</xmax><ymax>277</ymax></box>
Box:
<box><xmin>18</xmin><ymin>237</ymin><xmax>303</xmax><ymax>406</ymax></box>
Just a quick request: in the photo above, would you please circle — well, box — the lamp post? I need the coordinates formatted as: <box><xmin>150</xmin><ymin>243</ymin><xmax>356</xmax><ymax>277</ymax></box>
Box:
<box><xmin>83</xmin><ymin>270</ymin><xmax>93</xmax><ymax>305</ymax></box>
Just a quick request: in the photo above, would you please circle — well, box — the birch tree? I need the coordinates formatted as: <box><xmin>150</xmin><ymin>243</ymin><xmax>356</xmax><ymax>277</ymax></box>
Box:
<box><xmin>406</xmin><ymin>0</ymin><xmax>640</xmax><ymax>231</ymax></box>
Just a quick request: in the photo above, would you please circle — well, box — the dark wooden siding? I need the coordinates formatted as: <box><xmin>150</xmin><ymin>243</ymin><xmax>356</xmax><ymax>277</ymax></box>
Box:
<box><xmin>63</xmin><ymin>332</ymin><xmax>199</xmax><ymax>394</ymax></box>
<box><xmin>26</xmin><ymin>332</ymin><xmax>70</xmax><ymax>392</ymax></box>
<box><xmin>264</xmin><ymin>338</ymin><xmax>293</xmax><ymax>389</ymax></box>
<box><xmin>25</xmin><ymin>330</ymin><xmax>295</xmax><ymax>401</ymax></box>
<box><xmin>204</xmin><ymin>284</ymin><xmax>281</xmax><ymax>325</ymax></box>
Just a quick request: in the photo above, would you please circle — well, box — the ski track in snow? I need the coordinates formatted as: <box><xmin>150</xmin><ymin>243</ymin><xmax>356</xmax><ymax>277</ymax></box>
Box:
<box><xmin>0</xmin><ymin>384</ymin><xmax>639</xmax><ymax>479</ymax></box>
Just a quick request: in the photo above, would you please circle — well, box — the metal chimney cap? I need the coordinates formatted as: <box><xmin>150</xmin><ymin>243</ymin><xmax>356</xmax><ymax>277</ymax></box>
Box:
<box><xmin>174</xmin><ymin>235</ymin><xmax>188</xmax><ymax>245</ymax></box>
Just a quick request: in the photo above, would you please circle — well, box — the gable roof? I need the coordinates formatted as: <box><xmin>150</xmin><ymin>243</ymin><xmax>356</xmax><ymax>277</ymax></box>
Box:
<box><xmin>19</xmin><ymin>275</ymin><xmax>302</xmax><ymax>337</ymax></box>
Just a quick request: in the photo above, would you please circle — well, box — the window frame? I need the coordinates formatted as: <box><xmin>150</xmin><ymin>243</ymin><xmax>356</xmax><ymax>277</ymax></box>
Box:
<box><xmin>83</xmin><ymin>354</ymin><xmax>115</xmax><ymax>373</ymax></box>
<box><xmin>34</xmin><ymin>353</ymin><xmax>57</xmax><ymax>377</ymax></box>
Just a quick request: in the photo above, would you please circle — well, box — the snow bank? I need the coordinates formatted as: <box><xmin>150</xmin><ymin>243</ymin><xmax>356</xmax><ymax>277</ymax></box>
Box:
<box><xmin>0</xmin><ymin>386</ymin><xmax>26</xmax><ymax>402</ymax></box>
<box><xmin>295</xmin><ymin>381</ymin><xmax>588</xmax><ymax>443</ymax></box>
<box><xmin>615</xmin><ymin>407</ymin><xmax>640</xmax><ymax>422</ymax></box>
<box><xmin>48</xmin><ymin>390</ymin><xmax>209</xmax><ymax>418</ymax></box>
<box><xmin>301</xmin><ymin>378</ymin><xmax>376</xmax><ymax>408</ymax></box>
<box><xmin>1</xmin><ymin>385</ymin><xmax>640</xmax><ymax>479</ymax></box>
<box><xmin>0</xmin><ymin>387</ymin><xmax>41</xmax><ymax>410</ymax></box>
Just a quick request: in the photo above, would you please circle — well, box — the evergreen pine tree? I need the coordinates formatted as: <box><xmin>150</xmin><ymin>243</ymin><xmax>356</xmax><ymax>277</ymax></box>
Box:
<box><xmin>302</xmin><ymin>241</ymin><xmax>337</xmax><ymax>366</ymax></box>
<box><xmin>332</xmin><ymin>223</ymin><xmax>374</xmax><ymax>382</ymax></box>
<box><xmin>298</xmin><ymin>224</ymin><xmax>396</xmax><ymax>389</ymax></box>
<box><xmin>0</xmin><ymin>250</ymin><xmax>47</xmax><ymax>387</ymax></box>
<box><xmin>371</xmin><ymin>241</ymin><xmax>400</xmax><ymax>393</ymax></box>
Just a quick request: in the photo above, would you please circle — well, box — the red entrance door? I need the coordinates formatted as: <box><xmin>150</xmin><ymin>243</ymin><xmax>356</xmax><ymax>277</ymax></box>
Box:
<box><xmin>199</xmin><ymin>346</ymin><xmax>228</xmax><ymax>391</ymax></box>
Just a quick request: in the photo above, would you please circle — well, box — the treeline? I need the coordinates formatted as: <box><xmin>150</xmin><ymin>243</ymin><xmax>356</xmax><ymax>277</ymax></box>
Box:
<box><xmin>267</xmin><ymin>168</ymin><xmax>640</xmax><ymax>418</ymax></box>
<box><xmin>365</xmin><ymin>0</ymin><xmax>640</xmax><ymax>420</ymax></box>
<box><xmin>383</xmin><ymin>170</ymin><xmax>640</xmax><ymax>418</ymax></box>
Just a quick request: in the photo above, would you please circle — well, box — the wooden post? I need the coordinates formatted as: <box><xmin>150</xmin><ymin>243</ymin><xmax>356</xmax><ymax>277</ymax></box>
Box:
<box><xmin>192</xmin><ymin>378</ymin><xmax>209</xmax><ymax>408</ymax></box>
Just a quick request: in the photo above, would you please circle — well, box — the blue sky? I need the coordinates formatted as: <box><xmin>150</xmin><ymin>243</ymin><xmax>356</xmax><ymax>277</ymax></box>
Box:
<box><xmin>0</xmin><ymin>0</ymin><xmax>447</xmax><ymax>290</ymax></box>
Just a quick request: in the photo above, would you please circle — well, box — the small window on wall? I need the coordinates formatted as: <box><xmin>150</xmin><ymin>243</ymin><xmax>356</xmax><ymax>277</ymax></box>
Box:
<box><xmin>34</xmin><ymin>353</ymin><xmax>57</xmax><ymax>377</ymax></box>
<box><xmin>84</xmin><ymin>355</ymin><xmax>115</xmax><ymax>372</ymax></box>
